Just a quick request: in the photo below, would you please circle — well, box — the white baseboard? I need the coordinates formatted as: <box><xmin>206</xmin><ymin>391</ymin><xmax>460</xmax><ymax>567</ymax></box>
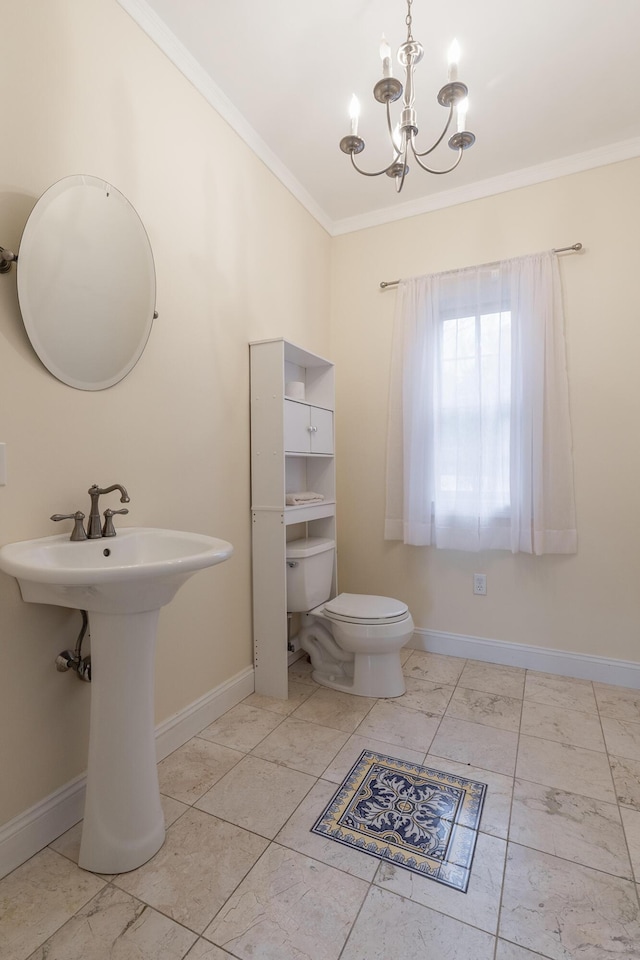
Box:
<box><xmin>0</xmin><ymin>665</ymin><xmax>254</xmax><ymax>881</ymax></box>
<box><xmin>0</xmin><ymin>775</ymin><xmax>88</xmax><ymax>884</ymax></box>
<box><xmin>154</xmin><ymin>666</ymin><xmax>254</xmax><ymax>762</ymax></box>
<box><xmin>410</xmin><ymin>628</ymin><xmax>640</xmax><ymax>689</ymax></box>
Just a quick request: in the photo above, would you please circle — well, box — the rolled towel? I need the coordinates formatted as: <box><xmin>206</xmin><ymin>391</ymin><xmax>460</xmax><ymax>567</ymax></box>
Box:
<box><xmin>285</xmin><ymin>491</ymin><xmax>325</xmax><ymax>506</ymax></box>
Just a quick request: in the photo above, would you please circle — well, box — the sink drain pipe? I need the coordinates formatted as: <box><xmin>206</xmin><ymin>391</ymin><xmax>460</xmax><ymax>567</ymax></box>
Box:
<box><xmin>55</xmin><ymin>609</ymin><xmax>92</xmax><ymax>682</ymax></box>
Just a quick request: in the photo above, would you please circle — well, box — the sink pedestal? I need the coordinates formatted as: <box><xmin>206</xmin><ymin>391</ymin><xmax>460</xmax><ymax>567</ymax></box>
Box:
<box><xmin>78</xmin><ymin>610</ymin><xmax>165</xmax><ymax>874</ymax></box>
<box><xmin>0</xmin><ymin>527</ymin><xmax>234</xmax><ymax>875</ymax></box>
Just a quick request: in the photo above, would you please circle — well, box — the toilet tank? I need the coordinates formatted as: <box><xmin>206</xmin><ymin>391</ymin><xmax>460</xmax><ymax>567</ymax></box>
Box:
<box><xmin>285</xmin><ymin>537</ymin><xmax>335</xmax><ymax>612</ymax></box>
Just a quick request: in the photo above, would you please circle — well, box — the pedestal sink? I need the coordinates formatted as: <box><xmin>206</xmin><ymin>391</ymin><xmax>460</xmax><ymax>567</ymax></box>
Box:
<box><xmin>0</xmin><ymin>527</ymin><xmax>233</xmax><ymax>874</ymax></box>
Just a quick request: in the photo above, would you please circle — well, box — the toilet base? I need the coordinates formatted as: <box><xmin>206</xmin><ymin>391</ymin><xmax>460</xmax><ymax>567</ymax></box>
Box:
<box><xmin>299</xmin><ymin>608</ymin><xmax>412</xmax><ymax>699</ymax></box>
<box><xmin>309</xmin><ymin>651</ymin><xmax>406</xmax><ymax>699</ymax></box>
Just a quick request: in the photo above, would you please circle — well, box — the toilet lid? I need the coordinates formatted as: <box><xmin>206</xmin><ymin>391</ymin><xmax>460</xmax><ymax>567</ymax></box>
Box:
<box><xmin>323</xmin><ymin>593</ymin><xmax>410</xmax><ymax>624</ymax></box>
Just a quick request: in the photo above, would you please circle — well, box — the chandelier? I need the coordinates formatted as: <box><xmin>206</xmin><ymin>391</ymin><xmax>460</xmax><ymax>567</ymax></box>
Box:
<box><xmin>339</xmin><ymin>0</ymin><xmax>475</xmax><ymax>192</ymax></box>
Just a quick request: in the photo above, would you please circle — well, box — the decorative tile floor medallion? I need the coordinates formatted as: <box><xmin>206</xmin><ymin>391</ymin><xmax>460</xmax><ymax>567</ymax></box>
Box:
<box><xmin>312</xmin><ymin>750</ymin><xmax>487</xmax><ymax>892</ymax></box>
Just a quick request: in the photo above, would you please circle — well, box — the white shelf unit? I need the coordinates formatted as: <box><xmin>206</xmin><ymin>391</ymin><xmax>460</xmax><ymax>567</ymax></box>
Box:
<box><xmin>250</xmin><ymin>338</ymin><xmax>336</xmax><ymax>697</ymax></box>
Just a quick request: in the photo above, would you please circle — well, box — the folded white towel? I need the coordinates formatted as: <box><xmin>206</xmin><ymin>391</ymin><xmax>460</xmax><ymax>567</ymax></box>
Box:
<box><xmin>286</xmin><ymin>491</ymin><xmax>325</xmax><ymax>506</ymax></box>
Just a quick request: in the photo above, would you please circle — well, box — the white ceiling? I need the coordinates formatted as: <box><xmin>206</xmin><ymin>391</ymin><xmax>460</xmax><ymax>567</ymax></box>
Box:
<box><xmin>119</xmin><ymin>0</ymin><xmax>640</xmax><ymax>235</ymax></box>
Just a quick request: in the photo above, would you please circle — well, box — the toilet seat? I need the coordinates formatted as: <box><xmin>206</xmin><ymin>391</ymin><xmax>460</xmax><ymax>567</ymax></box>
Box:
<box><xmin>322</xmin><ymin>592</ymin><xmax>410</xmax><ymax>626</ymax></box>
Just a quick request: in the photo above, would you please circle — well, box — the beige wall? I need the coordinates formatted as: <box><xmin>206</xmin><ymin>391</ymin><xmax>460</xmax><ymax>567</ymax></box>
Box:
<box><xmin>0</xmin><ymin>0</ymin><xmax>330</xmax><ymax>826</ymax></box>
<box><xmin>330</xmin><ymin>160</ymin><xmax>640</xmax><ymax>663</ymax></box>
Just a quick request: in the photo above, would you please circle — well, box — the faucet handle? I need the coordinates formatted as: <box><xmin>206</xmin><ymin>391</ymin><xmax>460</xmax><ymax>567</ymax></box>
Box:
<box><xmin>51</xmin><ymin>511</ymin><xmax>87</xmax><ymax>541</ymax></box>
<box><xmin>102</xmin><ymin>507</ymin><xmax>129</xmax><ymax>538</ymax></box>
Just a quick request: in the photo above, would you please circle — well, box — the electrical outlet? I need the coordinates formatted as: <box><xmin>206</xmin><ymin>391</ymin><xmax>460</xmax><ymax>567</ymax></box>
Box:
<box><xmin>473</xmin><ymin>573</ymin><xmax>487</xmax><ymax>596</ymax></box>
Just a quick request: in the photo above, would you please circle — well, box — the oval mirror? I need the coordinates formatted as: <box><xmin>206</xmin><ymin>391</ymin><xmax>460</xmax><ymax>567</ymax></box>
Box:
<box><xmin>16</xmin><ymin>175</ymin><xmax>156</xmax><ymax>390</ymax></box>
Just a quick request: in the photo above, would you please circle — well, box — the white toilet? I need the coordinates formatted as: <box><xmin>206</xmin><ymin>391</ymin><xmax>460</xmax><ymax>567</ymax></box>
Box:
<box><xmin>286</xmin><ymin>537</ymin><xmax>414</xmax><ymax>698</ymax></box>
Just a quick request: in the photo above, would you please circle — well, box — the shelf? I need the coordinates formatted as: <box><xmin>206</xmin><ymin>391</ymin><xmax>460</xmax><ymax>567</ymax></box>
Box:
<box><xmin>285</xmin><ymin>500</ymin><xmax>335</xmax><ymax>523</ymax></box>
<box><xmin>251</xmin><ymin>501</ymin><xmax>336</xmax><ymax>523</ymax></box>
<box><xmin>250</xmin><ymin>338</ymin><xmax>336</xmax><ymax>698</ymax></box>
<box><xmin>284</xmin><ymin>396</ymin><xmax>334</xmax><ymax>412</ymax></box>
<box><xmin>285</xmin><ymin>452</ymin><xmax>334</xmax><ymax>459</ymax></box>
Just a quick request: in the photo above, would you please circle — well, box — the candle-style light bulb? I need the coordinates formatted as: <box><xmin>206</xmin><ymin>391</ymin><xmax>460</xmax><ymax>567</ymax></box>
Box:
<box><xmin>380</xmin><ymin>34</ymin><xmax>392</xmax><ymax>78</ymax></box>
<box><xmin>349</xmin><ymin>94</ymin><xmax>360</xmax><ymax>136</ymax></box>
<box><xmin>456</xmin><ymin>97</ymin><xmax>468</xmax><ymax>133</ymax></box>
<box><xmin>448</xmin><ymin>38</ymin><xmax>460</xmax><ymax>81</ymax></box>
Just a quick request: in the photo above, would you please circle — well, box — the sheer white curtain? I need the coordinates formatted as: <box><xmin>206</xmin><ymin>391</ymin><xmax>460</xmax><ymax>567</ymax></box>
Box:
<box><xmin>385</xmin><ymin>251</ymin><xmax>577</xmax><ymax>554</ymax></box>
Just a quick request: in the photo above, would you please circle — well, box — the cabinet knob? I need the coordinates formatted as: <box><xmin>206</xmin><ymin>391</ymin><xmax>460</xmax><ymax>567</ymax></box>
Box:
<box><xmin>307</xmin><ymin>425</ymin><xmax>318</xmax><ymax>433</ymax></box>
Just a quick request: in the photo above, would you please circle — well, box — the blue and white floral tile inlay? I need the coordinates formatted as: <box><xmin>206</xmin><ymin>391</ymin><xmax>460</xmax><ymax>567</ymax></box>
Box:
<box><xmin>312</xmin><ymin>750</ymin><xmax>487</xmax><ymax>892</ymax></box>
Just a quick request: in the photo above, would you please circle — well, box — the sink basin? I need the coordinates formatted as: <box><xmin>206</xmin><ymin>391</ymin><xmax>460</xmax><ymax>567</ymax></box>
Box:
<box><xmin>0</xmin><ymin>526</ymin><xmax>233</xmax><ymax>613</ymax></box>
<box><xmin>0</xmin><ymin>526</ymin><xmax>233</xmax><ymax>874</ymax></box>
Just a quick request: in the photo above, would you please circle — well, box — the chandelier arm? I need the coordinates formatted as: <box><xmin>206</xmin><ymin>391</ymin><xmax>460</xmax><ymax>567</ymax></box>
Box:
<box><xmin>395</xmin><ymin>150</ymin><xmax>410</xmax><ymax>193</ymax></box>
<box><xmin>385</xmin><ymin>100</ymin><xmax>395</xmax><ymax>143</ymax></box>
<box><xmin>409</xmin><ymin>141</ymin><xmax>464</xmax><ymax>175</ymax></box>
<box><xmin>411</xmin><ymin>106</ymin><xmax>454</xmax><ymax>158</ymax></box>
<box><xmin>349</xmin><ymin>151</ymin><xmax>404</xmax><ymax>178</ymax></box>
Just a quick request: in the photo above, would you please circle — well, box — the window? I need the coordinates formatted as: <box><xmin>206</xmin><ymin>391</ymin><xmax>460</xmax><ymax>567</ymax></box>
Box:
<box><xmin>437</xmin><ymin>308</ymin><xmax>512</xmax><ymax>518</ymax></box>
<box><xmin>385</xmin><ymin>252</ymin><xmax>576</xmax><ymax>554</ymax></box>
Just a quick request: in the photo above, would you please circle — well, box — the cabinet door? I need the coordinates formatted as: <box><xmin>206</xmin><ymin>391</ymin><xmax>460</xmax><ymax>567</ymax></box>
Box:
<box><xmin>310</xmin><ymin>407</ymin><xmax>334</xmax><ymax>454</ymax></box>
<box><xmin>284</xmin><ymin>400</ymin><xmax>311</xmax><ymax>452</ymax></box>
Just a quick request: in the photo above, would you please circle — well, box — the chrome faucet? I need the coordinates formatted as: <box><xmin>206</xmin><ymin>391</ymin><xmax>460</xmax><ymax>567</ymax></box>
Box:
<box><xmin>87</xmin><ymin>484</ymin><xmax>130</xmax><ymax>539</ymax></box>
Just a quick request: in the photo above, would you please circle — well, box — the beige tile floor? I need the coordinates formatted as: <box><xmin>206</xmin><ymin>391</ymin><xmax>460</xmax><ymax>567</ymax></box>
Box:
<box><xmin>2</xmin><ymin>650</ymin><xmax>640</xmax><ymax>959</ymax></box>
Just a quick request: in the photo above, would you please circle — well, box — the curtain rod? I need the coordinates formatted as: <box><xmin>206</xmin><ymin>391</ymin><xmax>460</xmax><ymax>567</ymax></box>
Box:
<box><xmin>379</xmin><ymin>243</ymin><xmax>583</xmax><ymax>289</ymax></box>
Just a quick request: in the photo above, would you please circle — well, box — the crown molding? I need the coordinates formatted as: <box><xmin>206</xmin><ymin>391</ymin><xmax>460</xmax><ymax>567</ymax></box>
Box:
<box><xmin>117</xmin><ymin>1</ymin><xmax>640</xmax><ymax>239</ymax></box>
<box><xmin>116</xmin><ymin>0</ymin><xmax>334</xmax><ymax>235</ymax></box>
<box><xmin>331</xmin><ymin>137</ymin><xmax>640</xmax><ymax>235</ymax></box>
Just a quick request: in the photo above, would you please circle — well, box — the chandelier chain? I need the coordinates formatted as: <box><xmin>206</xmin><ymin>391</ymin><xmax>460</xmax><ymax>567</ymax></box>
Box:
<box><xmin>405</xmin><ymin>0</ymin><xmax>413</xmax><ymax>41</ymax></box>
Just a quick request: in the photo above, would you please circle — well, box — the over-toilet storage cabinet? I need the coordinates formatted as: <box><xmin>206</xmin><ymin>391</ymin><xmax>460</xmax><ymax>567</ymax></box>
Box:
<box><xmin>250</xmin><ymin>338</ymin><xmax>336</xmax><ymax>697</ymax></box>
